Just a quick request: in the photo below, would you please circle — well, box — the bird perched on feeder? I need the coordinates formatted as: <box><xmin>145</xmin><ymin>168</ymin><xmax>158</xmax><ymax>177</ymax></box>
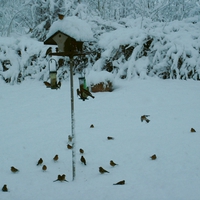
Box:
<box><xmin>81</xmin><ymin>88</ymin><xmax>95</xmax><ymax>99</ymax></box>
<box><xmin>57</xmin><ymin>81</ymin><xmax>61</xmax><ymax>89</ymax></box>
<box><xmin>150</xmin><ymin>154</ymin><xmax>157</xmax><ymax>160</ymax></box>
<box><xmin>110</xmin><ymin>160</ymin><xmax>118</xmax><ymax>167</ymax></box>
<box><xmin>53</xmin><ymin>154</ymin><xmax>59</xmax><ymax>161</ymax></box>
<box><xmin>99</xmin><ymin>167</ymin><xmax>109</xmax><ymax>174</ymax></box>
<box><xmin>45</xmin><ymin>47</ymin><xmax>52</xmax><ymax>57</ymax></box>
<box><xmin>43</xmin><ymin>81</ymin><xmax>51</xmax><ymax>88</ymax></box>
<box><xmin>80</xmin><ymin>156</ymin><xmax>86</xmax><ymax>165</ymax></box>
<box><xmin>11</xmin><ymin>166</ymin><xmax>19</xmax><ymax>173</ymax></box>
<box><xmin>37</xmin><ymin>158</ymin><xmax>43</xmax><ymax>166</ymax></box>
<box><xmin>42</xmin><ymin>165</ymin><xmax>47</xmax><ymax>171</ymax></box>
<box><xmin>107</xmin><ymin>136</ymin><xmax>114</xmax><ymax>140</ymax></box>
<box><xmin>141</xmin><ymin>115</ymin><xmax>150</xmax><ymax>123</ymax></box>
<box><xmin>191</xmin><ymin>128</ymin><xmax>196</xmax><ymax>132</ymax></box>
<box><xmin>77</xmin><ymin>87</ymin><xmax>95</xmax><ymax>100</ymax></box>
<box><xmin>79</xmin><ymin>148</ymin><xmax>84</xmax><ymax>154</ymax></box>
<box><xmin>113</xmin><ymin>180</ymin><xmax>125</xmax><ymax>185</ymax></box>
<box><xmin>2</xmin><ymin>184</ymin><xmax>8</xmax><ymax>192</ymax></box>
<box><xmin>67</xmin><ymin>144</ymin><xmax>72</xmax><ymax>149</ymax></box>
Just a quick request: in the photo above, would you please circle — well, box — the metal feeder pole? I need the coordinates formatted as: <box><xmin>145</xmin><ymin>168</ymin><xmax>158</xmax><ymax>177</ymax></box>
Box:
<box><xmin>70</xmin><ymin>55</ymin><xmax>76</xmax><ymax>181</ymax></box>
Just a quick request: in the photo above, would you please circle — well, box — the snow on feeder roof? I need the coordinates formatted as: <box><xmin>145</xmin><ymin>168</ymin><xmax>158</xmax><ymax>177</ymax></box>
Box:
<box><xmin>46</xmin><ymin>16</ymin><xmax>94</xmax><ymax>42</ymax></box>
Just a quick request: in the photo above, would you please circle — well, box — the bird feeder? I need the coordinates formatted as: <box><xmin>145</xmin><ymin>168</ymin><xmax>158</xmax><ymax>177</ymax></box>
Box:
<box><xmin>43</xmin><ymin>15</ymin><xmax>94</xmax><ymax>181</ymax></box>
<box><xmin>48</xmin><ymin>58</ymin><xmax>57</xmax><ymax>89</ymax></box>
<box><xmin>79</xmin><ymin>77</ymin><xmax>87</xmax><ymax>90</ymax></box>
<box><xmin>44</xmin><ymin>31</ymin><xmax>84</xmax><ymax>56</ymax></box>
<box><xmin>77</xmin><ymin>77</ymin><xmax>88</xmax><ymax>100</ymax></box>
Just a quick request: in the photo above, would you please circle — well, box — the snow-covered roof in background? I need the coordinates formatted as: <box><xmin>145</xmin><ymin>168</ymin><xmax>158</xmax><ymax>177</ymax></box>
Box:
<box><xmin>46</xmin><ymin>16</ymin><xmax>94</xmax><ymax>41</ymax></box>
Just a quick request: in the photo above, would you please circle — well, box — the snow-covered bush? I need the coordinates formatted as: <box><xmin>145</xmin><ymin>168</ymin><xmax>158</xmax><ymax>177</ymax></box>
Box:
<box><xmin>1</xmin><ymin>16</ymin><xmax>200</xmax><ymax>84</ymax></box>
<box><xmin>0</xmin><ymin>36</ymin><xmax>48</xmax><ymax>84</ymax></box>
<box><xmin>94</xmin><ymin>16</ymin><xmax>200</xmax><ymax>80</ymax></box>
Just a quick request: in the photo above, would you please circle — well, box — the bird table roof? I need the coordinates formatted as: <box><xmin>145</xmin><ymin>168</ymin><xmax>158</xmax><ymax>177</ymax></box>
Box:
<box><xmin>46</xmin><ymin>16</ymin><xmax>94</xmax><ymax>42</ymax></box>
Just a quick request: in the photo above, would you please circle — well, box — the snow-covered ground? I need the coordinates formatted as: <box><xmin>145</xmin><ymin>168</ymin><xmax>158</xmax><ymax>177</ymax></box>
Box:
<box><xmin>1</xmin><ymin>77</ymin><xmax>200</xmax><ymax>200</ymax></box>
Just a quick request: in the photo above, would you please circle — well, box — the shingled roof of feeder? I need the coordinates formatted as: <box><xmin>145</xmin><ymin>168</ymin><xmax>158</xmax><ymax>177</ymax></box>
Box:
<box><xmin>46</xmin><ymin>16</ymin><xmax>94</xmax><ymax>42</ymax></box>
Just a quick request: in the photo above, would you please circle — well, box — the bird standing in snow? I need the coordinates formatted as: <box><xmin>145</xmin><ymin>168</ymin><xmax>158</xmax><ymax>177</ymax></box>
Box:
<box><xmin>53</xmin><ymin>175</ymin><xmax>62</xmax><ymax>182</ymax></box>
<box><xmin>61</xmin><ymin>174</ymin><xmax>68</xmax><ymax>182</ymax></box>
<box><xmin>2</xmin><ymin>184</ymin><xmax>8</xmax><ymax>192</ymax></box>
<box><xmin>150</xmin><ymin>154</ymin><xmax>157</xmax><ymax>160</ymax></box>
<box><xmin>53</xmin><ymin>154</ymin><xmax>59</xmax><ymax>161</ymax></box>
<box><xmin>141</xmin><ymin>115</ymin><xmax>150</xmax><ymax>123</ymax></box>
<box><xmin>110</xmin><ymin>160</ymin><xmax>118</xmax><ymax>167</ymax></box>
<box><xmin>37</xmin><ymin>158</ymin><xmax>43</xmax><ymax>166</ymax></box>
<box><xmin>99</xmin><ymin>167</ymin><xmax>109</xmax><ymax>174</ymax></box>
<box><xmin>53</xmin><ymin>174</ymin><xmax>68</xmax><ymax>182</ymax></box>
<box><xmin>11</xmin><ymin>166</ymin><xmax>19</xmax><ymax>173</ymax></box>
<box><xmin>79</xmin><ymin>148</ymin><xmax>84</xmax><ymax>154</ymax></box>
<box><xmin>80</xmin><ymin>156</ymin><xmax>86</xmax><ymax>165</ymax></box>
<box><xmin>113</xmin><ymin>180</ymin><xmax>125</xmax><ymax>185</ymax></box>
<box><xmin>191</xmin><ymin>128</ymin><xmax>196</xmax><ymax>132</ymax></box>
<box><xmin>67</xmin><ymin>144</ymin><xmax>72</xmax><ymax>149</ymax></box>
<box><xmin>42</xmin><ymin>165</ymin><xmax>47</xmax><ymax>171</ymax></box>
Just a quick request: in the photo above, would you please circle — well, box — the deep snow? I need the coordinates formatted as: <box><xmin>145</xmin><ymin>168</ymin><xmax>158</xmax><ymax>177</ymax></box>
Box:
<box><xmin>1</xmin><ymin>77</ymin><xmax>200</xmax><ymax>200</ymax></box>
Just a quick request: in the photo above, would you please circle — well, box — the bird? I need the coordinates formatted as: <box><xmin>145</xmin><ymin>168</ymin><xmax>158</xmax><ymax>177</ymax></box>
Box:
<box><xmin>53</xmin><ymin>174</ymin><xmax>68</xmax><ymax>182</ymax></box>
<box><xmin>2</xmin><ymin>184</ymin><xmax>8</xmax><ymax>192</ymax></box>
<box><xmin>110</xmin><ymin>160</ymin><xmax>118</xmax><ymax>167</ymax></box>
<box><xmin>11</xmin><ymin>166</ymin><xmax>19</xmax><ymax>173</ymax></box>
<box><xmin>67</xmin><ymin>144</ymin><xmax>73</xmax><ymax>149</ymax></box>
<box><xmin>43</xmin><ymin>81</ymin><xmax>51</xmax><ymax>88</ymax></box>
<box><xmin>150</xmin><ymin>154</ymin><xmax>157</xmax><ymax>160</ymax></box>
<box><xmin>90</xmin><ymin>124</ymin><xmax>94</xmax><ymax>128</ymax></box>
<box><xmin>45</xmin><ymin>47</ymin><xmax>52</xmax><ymax>57</ymax></box>
<box><xmin>113</xmin><ymin>180</ymin><xmax>125</xmax><ymax>185</ymax></box>
<box><xmin>61</xmin><ymin>174</ymin><xmax>68</xmax><ymax>182</ymax></box>
<box><xmin>68</xmin><ymin>135</ymin><xmax>72</xmax><ymax>142</ymax></box>
<box><xmin>53</xmin><ymin>175</ymin><xmax>62</xmax><ymax>182</ymax></box>
<box><xmin>57</xmin><ymin>81</ymin><xmax>61</xmax><ymax>89</ymax></box>
<box><xmin>99</xmin><ymin>167</ymin><xmax>109</xmax><ymax>174</ymax></box>
<box><xmin>141</xmin><ymin>115</ymin><xmax>150</xmax><ymax>123</ymax></box>
<box><xmin>107</xmin><ymin>136</ymin><xmax>114</xmax><ymax>140</ymax></box>
<box><xmin>81</xmin><ymin>88</ymin><xmax>95</xmax><ymax>99</ymax></box>
<box><xmin>42</xmin><ymin>165</ymin><xmax>47</xmax><ymax>171</ymax></box>
<box><xmin>53</xmin><ymin>154</ymin><xmax>59</xmax><ymax>161</ymax></box>
<box><xmin>37</xmin><ymin>158</ymin><xmax>43</xmax><ymax>166</ymax></box>
<box><xmin>191</xmin><ymin>128</ymin><xmax>196</xmax><ymax>132</ymax></box>
<box><xmin>79</xmin><ymin>148</ymin><xmax>84</xmax><ymax>154</ymax></box>
<box><xmin>80</xmin><ymin>156</ymin><xmax>86</xmax><ymax>165</ymax></box>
